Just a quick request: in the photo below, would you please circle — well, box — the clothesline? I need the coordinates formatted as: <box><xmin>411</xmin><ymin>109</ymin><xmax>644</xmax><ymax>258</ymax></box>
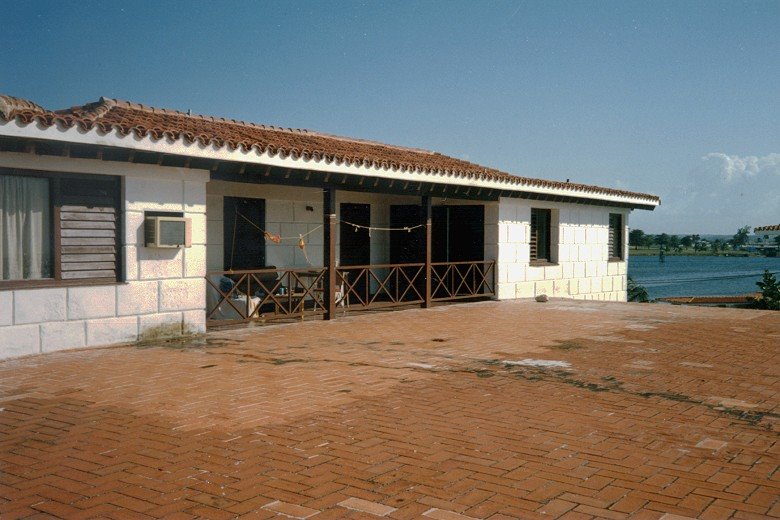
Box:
<box><xmin>236</xmin><ymin>211</ymin><xmax>425</xmax><ymax>243</ymax></box>
<box><xmin>236</xmin><ymin>211</ymin><xmax>322</xmax><ymax>242</ymax></box>
<box><xmin>340</xmin><ymin>219</ymin><xmax>424</xmax><ymax>238</ymax></box>
<box><xmin>230</xmin><ymin>210</ymin><xmax>427</xmax><ymax>269</ymax></box>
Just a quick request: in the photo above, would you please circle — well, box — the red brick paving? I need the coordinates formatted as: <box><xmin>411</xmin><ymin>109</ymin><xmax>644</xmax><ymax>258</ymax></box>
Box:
<box><xmin>0</xmin><ymin>299</ymin><xmax>778</xmax><ymax>519</ymax></box>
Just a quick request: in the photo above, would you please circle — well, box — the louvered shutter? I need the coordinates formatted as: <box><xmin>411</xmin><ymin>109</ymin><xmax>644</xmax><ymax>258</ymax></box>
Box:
<box><xmin>58</xmin><ymin>177</ymin><xmax>121</xmax><ymax>281</ymax></box>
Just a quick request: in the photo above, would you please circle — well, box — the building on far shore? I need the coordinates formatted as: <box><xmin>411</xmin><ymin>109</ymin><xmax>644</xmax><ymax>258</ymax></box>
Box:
<box><xmin>0</xmin><ymin>94</ymin><xmax>659</xmax><ymax>359</ymax></box>
<box><xmin>754</xmin><ymin>225</ymin><xmax>780</xmax><ymax>243</ymax></box>
<box><xmin>748</xmin><ymin>225</ymin><xmax>780</xmax><ymax>255</ymax></box>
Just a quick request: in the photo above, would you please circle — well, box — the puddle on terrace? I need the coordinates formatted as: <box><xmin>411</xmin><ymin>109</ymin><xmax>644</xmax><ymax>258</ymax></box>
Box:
<box><xmin>546</xmin><ymin>340</ymin><xmax>586</xmax><ymax>350</ymax></box>
<box><xmin>585</xmin><ymin>335</ymin><xmax>646</xmax><ymax>344</ymax></box>
<box><xmin>407</xmin><ymin>362</ymin><xmax>436</xmax><ymax>370</ymax></box>
<box><xmin>624</xmin><ymin>323</ymin><xmax>658</xmax><ymax>331</ymax></box>
<box><xmin>502</xmin><ymin>359</ymin><xmax>572</xmax><ymax>368</ymax></box>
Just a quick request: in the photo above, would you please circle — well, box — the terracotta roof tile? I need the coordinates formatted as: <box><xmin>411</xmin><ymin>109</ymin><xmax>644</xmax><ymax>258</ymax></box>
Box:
<box><xmin>754</xmin><ymin>225</ymin><xmax>780</xmax><ymax>232</ymax></box>
<box><xmin>0</xmin><ymin>95</ymin><xmax>660</xmax><ymax>204</ymax></box>
<box><xmin>0</xmin><ymin>95</ymin><xmax>46</xmax><ymax>120</ymax></box>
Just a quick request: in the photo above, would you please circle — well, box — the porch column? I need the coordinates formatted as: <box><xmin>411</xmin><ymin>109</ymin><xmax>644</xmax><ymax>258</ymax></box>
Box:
<box><xmin>422</xmin><ymin>195</ymin><xmax>432</xmax><ymax>308</ymax></box>
<box><xmin>323</xmin><ymin>188</ymin><xmax>337</xmax><ymax>320</ymax></box>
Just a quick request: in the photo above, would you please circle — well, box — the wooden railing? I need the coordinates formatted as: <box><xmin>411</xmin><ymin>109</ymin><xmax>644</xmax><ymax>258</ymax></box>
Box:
<box><xmin>205</xmin><ymin>260</ymin><xmax>495</xmax><ymax>326</ymax></box>
<box><xmin>431</xmin><ymin>260</ymin><xmax>496</xmax><ymax>301</ymax></box>
<box><xmin>336</xmin><ymin>263</ymin><xmax>426</xmax><ymax>309</ymax></box>
<box><xmin>205</xmin><ymin>267</ymin><xmax>326</xmax><ymax>326</ymax></box>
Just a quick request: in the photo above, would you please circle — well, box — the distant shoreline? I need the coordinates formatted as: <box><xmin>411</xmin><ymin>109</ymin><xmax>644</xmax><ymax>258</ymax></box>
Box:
<box><xmin>629</xmin><ymin>248</ymin><xmax>769</xmax><ymax>258</ymax></box>
<box><xmin>628</xmin><ymin>254</ymin><xmax>779</xmax><ymax>300</ymax></box>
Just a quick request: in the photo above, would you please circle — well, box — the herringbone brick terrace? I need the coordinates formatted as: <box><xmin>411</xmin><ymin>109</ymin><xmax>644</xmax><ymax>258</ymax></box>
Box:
<box><xmin>1</xmin><ymin>300</ymin><xmax>778</xmax><ymax>519</ymax></box>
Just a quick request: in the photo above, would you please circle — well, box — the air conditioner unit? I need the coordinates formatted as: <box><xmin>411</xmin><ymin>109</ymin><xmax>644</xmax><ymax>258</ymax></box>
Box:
<box><xmin>145</xmin><ymin>216</ymin><xmax>192</xmax><ymax>248</ymax></box>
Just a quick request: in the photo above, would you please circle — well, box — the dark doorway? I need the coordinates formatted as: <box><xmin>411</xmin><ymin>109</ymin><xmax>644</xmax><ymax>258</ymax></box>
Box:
<box><xmin>340</xmin><ymin>203</ymin><xmax>371</xmax><ymax>298</ymax></box>
<box><xmin>223</xmin><ymin>197</ymin><xmax>265</xmax><ymax>270</ymax></box>
<box><xmin>432</xmin><ymin>205</ymin><xmax>485</xmax><ymax>298</ymax></box>
<box><xmin>390</xmin><ymin>205</ymin><xmax>425</xmax><ymax>301</ymax></box>
<box><xmin>432</xmin><ymin>205</ymin><xmax>484</xmax><ymax>262</ymax></box>
<box><xmin>390</xmin><ymin>205</ymin><xmax>424</xmax><ymax>264</ymax></box>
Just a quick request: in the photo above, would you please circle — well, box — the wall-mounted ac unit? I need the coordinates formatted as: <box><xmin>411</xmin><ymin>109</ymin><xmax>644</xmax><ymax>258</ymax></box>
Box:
<box><xmin>144</xmin><ymin>216</ymin><xmax>192</xmax><ymax>248</ymax></box>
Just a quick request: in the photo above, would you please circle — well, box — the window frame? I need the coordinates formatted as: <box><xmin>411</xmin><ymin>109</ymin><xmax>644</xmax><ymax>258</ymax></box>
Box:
<box><xmin>530</xmin><ymin>208</ymin><xmax>555</xmax><ymax>265</ymax></box>
<box><xmin>0</xmin><ymin>168</ymin><xmax>123</xmax><ymax>290</ymax></box>
<box><xmin>608</xmin><ymin>213</ymin><xmax>624</xmax><ymax>262</ymax></box>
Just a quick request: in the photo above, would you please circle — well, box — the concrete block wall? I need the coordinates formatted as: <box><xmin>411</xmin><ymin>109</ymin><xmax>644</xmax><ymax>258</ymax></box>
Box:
<box><xmin>0</xmin><ymin>159</ymin><xmax>209</xmax><ymax>360</ymax></box>
<box><xmin>495</xmin><ymin>197</ymin><xmax>629</xmax><ymax>302</ymax></box>
<box><xmin>207</xmin><ymin>182</ymin><xmax>326</xmax><ymax>270</ymax></box>
<box><xmin>206</xmin><ymin>181</ymin><xmax>424</xmax><ymax>271</ymax></box>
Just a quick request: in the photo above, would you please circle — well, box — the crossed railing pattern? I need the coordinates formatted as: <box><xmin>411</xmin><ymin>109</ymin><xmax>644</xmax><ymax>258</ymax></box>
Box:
<box><xmin>431</xmin><ymin>260</ymin><xmax>496</xmax><ymax>301</ymax></box>
<box><xmin>205</xmin><ymin>267</ymin><xmax>326</xmax><ymax>324</ymax></box>
<box><xmin>337</xmin><ymin>263</ymin><xmax>426</xmax><ymax>309</ymax></box>
<box><xmin>205</xmin><ymin>260</ymin><xmax>495</xmax><ymax>325</ymax></box>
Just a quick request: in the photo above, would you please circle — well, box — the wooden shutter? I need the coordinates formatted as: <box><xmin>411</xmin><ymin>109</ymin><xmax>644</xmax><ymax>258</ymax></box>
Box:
<box><xmin>530</xmin><ymin>209</ymin><xmax>539</xmax><ymax>261</ymax></box>
<box><xmin>58</xmin><ymin>177</ymin><xmax>120</xmax><ymax>281</ymax></box>
<box><xmin>609</xmin><ymin>213</ymin><xmax>622</xmax><ymax>260</ymax></box>
<box><xmin>530</xmin><ymin>209</ymin><xmax>551</xmax><ymax>262</ymax></box>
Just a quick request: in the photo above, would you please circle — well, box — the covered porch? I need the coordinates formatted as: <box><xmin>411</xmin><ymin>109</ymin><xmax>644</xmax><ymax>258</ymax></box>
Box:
<box><xmin>204</xmin><ymin>164</ymin><xmax>497</xmax><ymax>326</ymax></box>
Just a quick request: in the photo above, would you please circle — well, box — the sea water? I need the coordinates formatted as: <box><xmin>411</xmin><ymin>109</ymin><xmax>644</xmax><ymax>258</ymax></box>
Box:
<box><xmin>628</xmin><ymin>255</ymin><xmax>780</xmax><ymax>300</ymax></box>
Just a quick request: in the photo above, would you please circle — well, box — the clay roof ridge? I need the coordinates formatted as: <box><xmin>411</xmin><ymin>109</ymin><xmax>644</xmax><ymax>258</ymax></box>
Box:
<box><xmin>300</xmin><ymin>129</ymin><xmax>439</xmax><ymax>156</ymax></box>
<box><xmin>98</xmin><ymin>97</ymin><xmax>313</xmax><ymax>135</ymax></box>
<box><xmin>101</xmin><ymin>97</ymin><xmax>451</xmax><ymax>157</ymax></box>
<box><xmin>755</xmin><ymin>224</ymin><xmax>780</xmax><ymax>231</ymax></box>
<box><xmin>52</xmin><ymin>97</ymin><xmax>117</xmax><ymax>120</ymax></box>
<box><xmin>0</xmin><ymin>94</ymin><xmax>46</xmax><ymax>120</ymax></box>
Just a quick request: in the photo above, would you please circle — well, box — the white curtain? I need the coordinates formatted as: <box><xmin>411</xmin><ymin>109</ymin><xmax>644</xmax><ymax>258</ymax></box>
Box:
<box><xmin>0</xmin><ymin>175</ymin><xmax>51</xmax><ymax>280</ymax></box>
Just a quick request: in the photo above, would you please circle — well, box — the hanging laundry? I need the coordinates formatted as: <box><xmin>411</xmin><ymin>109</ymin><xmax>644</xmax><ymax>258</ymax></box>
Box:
<box><xmin>264</xmin><ymin>231</ymin><xmax>281</xmax><ymax>244</ymax></box>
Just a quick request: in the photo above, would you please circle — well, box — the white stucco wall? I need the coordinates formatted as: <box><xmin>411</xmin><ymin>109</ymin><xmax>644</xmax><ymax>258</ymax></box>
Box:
<box><xmin>495</xmin><ymin>197</ymin><xmax>629</xmax><ymax>302</ymax></box>
<box><xmin>0</xmin><ymin>153</ymin><xmax>208</xmax><ymax>359</ymax></box>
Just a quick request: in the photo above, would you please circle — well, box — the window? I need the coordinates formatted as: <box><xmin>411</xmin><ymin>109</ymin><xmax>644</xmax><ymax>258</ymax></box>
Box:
<box><xmin>530</xmin><ymin>208</ymin><xmax>552</xmax><ymax>263</ymax></box>
<box><xmin>0</xmin><ymin>169</ymin><xmax>121</xmax><ymax>287</ymax></box>
<box><xmin>608</xmin><ymin>213</ymin><xmax>624</xmax><ymax>260</ymax></box>
<box><xmin>0</xmin><ymin>175</ymin><xmax>52</xmax><ymax>280</ymax></box>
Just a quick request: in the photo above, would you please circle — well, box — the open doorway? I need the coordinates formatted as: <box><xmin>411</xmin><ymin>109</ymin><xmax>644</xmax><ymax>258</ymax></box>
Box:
<box><xmin>340</xmin><ymin>203</ymin><xmax>370</xmax><ymax>298</ymax></box>
<box><xmin>390</xmin><ymin>205</ymin><xmax>425</xmax><ymax>301</ymax></box>
<box><xmin>223</xmin><ymin>196</ymin><xmax>266</xmax><ymax>270</ymax></box>
<box><xmin>433</xmin><ymin>205</ymin><xmax>484</xmax><ymax>262</ymax></box>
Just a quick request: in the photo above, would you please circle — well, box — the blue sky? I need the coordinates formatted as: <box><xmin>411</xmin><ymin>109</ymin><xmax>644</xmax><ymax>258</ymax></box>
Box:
<box><xmin>1</xmin><ymin>1</ymin><xmax>778</xmax><ymax>234</ymax></box>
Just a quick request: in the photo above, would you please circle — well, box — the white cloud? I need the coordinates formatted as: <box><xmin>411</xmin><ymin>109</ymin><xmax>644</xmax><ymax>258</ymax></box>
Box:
<box><xmin>701</xmin><ymin>152</ymin><xmax>780</xmax><ymax>183</ymax></box>
<box><xmin>631</xmin><ymin>152</ymin><xmax>780</xmax><ymax>234</ymax></box>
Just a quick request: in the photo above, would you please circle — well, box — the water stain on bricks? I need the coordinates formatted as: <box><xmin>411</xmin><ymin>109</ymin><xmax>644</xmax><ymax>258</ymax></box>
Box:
<box><xmin>271</xmin><ymin>358</ymin><xmax>306</xmax><ymax>365</ymax></box>
<box><xmin>547</xmin><ymin>339</ymin><xmax>587</xmax><ymax>350</ymax></box>
<box><xmin>478</xmin><ymin>356</ymin><xmax>776</xmax><ymax>427</ymax></box>
<box><xmin>138</xmin><ymin>334</ymin><xmax>238</xmax><ymax>351</ymax></box>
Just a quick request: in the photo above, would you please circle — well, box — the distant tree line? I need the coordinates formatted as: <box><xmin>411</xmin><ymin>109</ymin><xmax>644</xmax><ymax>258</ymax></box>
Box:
<box><xmin>629</xmin><ymin>226</ymin><xmax>779</xmax><ymax>253</ymax></box>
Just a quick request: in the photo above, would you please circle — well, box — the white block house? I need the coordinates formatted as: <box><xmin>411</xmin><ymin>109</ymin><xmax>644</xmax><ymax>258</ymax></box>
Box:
<box><xmin>0</xmin><ymin>95</ymin><xmax>659</xmax><ymax>359</ymax></box>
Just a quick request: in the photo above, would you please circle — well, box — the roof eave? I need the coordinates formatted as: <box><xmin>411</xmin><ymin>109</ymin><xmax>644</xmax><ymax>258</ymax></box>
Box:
<box><xmin>0</xmin><ymin>117</ymin><xmax>660</xmax><ymax>210</ymax></box>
